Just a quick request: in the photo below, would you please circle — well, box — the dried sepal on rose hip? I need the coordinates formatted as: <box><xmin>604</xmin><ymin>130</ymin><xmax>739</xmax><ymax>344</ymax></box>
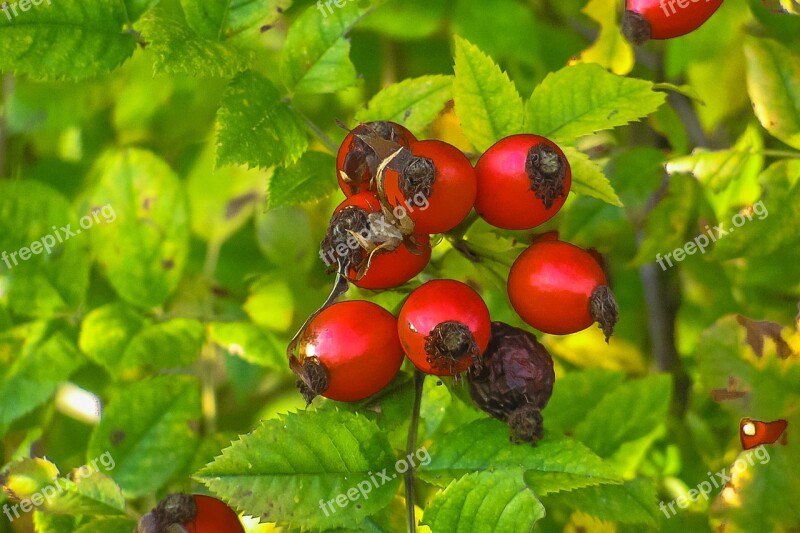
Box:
<box><xmin>508</xmin><ymin>240</ymin><xmax>619</xmax><ymax>341</ymax></box>
<box><xmin>337</xmin><ymin>121</ymin><xmax>417</xmax><ymax>196</ymax></box>
<box><xmin>320</xmin><ymin>191</ymin><xmax>430</xmax><ymax>290</ymax></box>
<box><xmin>468</xmin><ymin>322</ymin><xmax>555</xmax><ymax>445</ymax></box>
<box><xmin>621</xmin><ymin>0</ymin><xmax>723</xmax><ymax>45</ymax></box>
<box><xmin>398</xmin><ymin>280</ymin><xmax>491</xmax><ymax>376</ymax></box>
<box><xmin>137</xmin><ymin>493</ymin><xmax>244</xmax><ymax>533</ymax></box>
<box><xmin>475</xmin><ymin>134</ymin><xmax>571</xmax><ymax>230</ymax></box>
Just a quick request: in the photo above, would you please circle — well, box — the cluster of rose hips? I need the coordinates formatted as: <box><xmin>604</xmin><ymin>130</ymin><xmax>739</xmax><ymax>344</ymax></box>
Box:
<box><xmin>288</xmin><ymin>121</ymin><xmax>619</xmax><ymax>443</ymax></box>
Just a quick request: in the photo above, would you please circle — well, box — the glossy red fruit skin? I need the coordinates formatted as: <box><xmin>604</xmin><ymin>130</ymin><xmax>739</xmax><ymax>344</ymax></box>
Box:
<box><xmin>327</xmin><ymin>192</ymin><xmax>430</xmax><ymax>290</ymax></box>
<box><xmin>625</xmin><ymin>0</ymin><xmax>723</xmax><ymax>41</ymax></box>
<box><xmin>337</xmin><ymin>121</ymin><xmax>417</xmax><ymax>196</ymax></box>
<box><xmin>184</xmin><ymin>495</ymin><xmax>244</xmax><ymax>533</ymax></box>
<box><xmin>398</xmin><ymin>280</ymin><xmax>491</xmax><ymax>376</ymax></box>
<box><xmin>475</xmin><ymin>134</ymin><xmax>571</xmax><ymax>230</ymax></box>
<box><xmin>384</xmin><ymin>140</ymin><xmax>477</xmax><ymax>234</ymax></box>
<box><xmin>297</xmin><ymin>301</ymin><xmax>404</xmax><ymax>401</ymax></box>
<box><xmin>508</xmin><ymin>241</ymin><xmax>607</xmax><ymax>335</ymax></box>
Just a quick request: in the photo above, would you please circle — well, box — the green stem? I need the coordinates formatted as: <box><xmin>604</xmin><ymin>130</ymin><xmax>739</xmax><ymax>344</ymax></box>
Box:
<box><xmin>405</xmin><ymin>370</ymin><xmax>425</xmax><ymax>533</ymax></box>
<box><xmin>299</xmin><ymin>111</ymin><xmax>339</xmax><ymax>154</ymax></box>
<box><xmin>446</xmin><ymin>236</ymin><xmax>517</xmax><ymax>269</ymax></box>
<box><xmin>757</xmin><ymin>149</ymin><xmax>800</xmax><ymax>159</ymax></box>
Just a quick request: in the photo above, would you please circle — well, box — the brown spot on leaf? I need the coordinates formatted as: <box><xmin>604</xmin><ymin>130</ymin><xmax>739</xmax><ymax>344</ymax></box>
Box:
<box><xmin>111</xmin><ymin>429</ymin><xmax>126</xmax><ymax>446</ymax></box>
<box><xmin>162</xmin><ymin>259</ymin><xmax>175</xmax><ymax>270</ymax></box>
<box><xmin>736</xmin><ymin>315</ymin><xmax>793</xmax><ymax>359</ymax></box>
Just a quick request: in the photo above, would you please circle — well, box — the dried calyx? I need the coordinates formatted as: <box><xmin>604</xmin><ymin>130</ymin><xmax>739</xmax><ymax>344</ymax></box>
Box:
<box><xmin>137</xmin><ymin>493</ymin><xmax>195</xmax><ymax>533</ymax></box>
<box><xmin>621</xmin><ymin>10</ymin><xmax>651</xmax><ymax>46</ymax></box>
<box><xmin>341</xmin><ymin>121</ymin><xmax>405</xmax><ymax>192</ymax></box>
<box><xmin>590</xmin><ymin>285</ymin><xmax>619</xmax><ymax>343</ymax></box>
<box><xmin>424</xmin><ymin>321</ymin><xmax>483</xmax><ymax>374</ymax></box>
<box><xmin>525</xmin><ymin>143</ymin><xmax>567</xmax><ymax>209</ymax></box>
<box><xmin>398</xmin><ymin>156</ymin><xmax>435</xmax><ymax>200</ymax></box>
<box><xmin>295</xmin><ymin>356</ymin><xmax>330</xmax><ymax>405</ymax></box>
<box><xmin>468</xmin><ymin>322</ymin><xmax>555</xmax><ymax>444</ymax></box>
<box><xmin>321</xmin><ymin>206</ymin><xmax>371</xmax><ymax>273</ymax></box>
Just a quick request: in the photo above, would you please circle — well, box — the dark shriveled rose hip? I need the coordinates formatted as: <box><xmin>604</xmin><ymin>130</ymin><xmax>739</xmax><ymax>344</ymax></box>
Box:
<box><xmin>468</xmin><ymin>322</ymin><xmax>555</xmax><ymax>444</ymax></box>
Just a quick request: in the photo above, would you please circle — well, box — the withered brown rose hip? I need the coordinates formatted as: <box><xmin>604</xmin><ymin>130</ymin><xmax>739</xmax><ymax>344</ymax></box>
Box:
<box><xmin>468</xmin><ymin>322</ymin><xmax>555</xmax><ymax>444</ymax></box>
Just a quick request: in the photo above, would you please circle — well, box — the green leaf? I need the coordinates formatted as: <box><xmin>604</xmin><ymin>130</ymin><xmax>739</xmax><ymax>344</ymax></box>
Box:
<box><xmin>563</xmin><ymin>147</ymin><xmax>623</xmax><ymax>207</ymax></box>
<box><xmin>180</xmin><ymin>0</ymin><xmax>291</xmax><ymax>40</ymax></box>
<box><xmin>87</xmin><ymin>376</ymin><xmax>201</xmax><ymax>497</ymax></box>
<box><xmin>666</xmin><ymin>123</ymin><xmax>764</xmax><ymax>193</ymax></box>
<box><xmin>573</xmin><ymin>374</ymin><xmax>672</xmax><ymax>458</ymax></box>
<box><xmin>186</xmin><ymin>142</ymin><xmax>265</xmax><ymax>244</ymax></box>
<box><xmin>34</xmin><ymin>512</ymin><xmax>77</xmax><ymax>533</ymax></box>
<box><xmin>208</xmin><ymin>321</ymin><xmax>285</xmax><ymax>368</ymax></box>
<box><xmin>744</xmin><ymin>37</ymin><xmax>800</xmax><ymax>150</ymax></box>
<box><xmin>280</xmin><ymin>2</ymin><xmax>366</xmax><ymax>94</ymax></box>
<box><xmin>43</xmin><ymin>471</ymin><xmax>127</xmax><ymax>516</ymax></box>
<box><xmin>89</xmin><ymin>149</ymin><xmax>190</xmax><ymax>310</ymax></box>
<box><xmin>1</xmin><ymin>456</ymin><xmax>59</xmax><ymax>500</ymax></box>
<box><xmin>422</xmin><ymin>470</ymin><xmax>545</xmax><ymax>533</ymax></box>
<box><xmin>124</xmin><ymin>0</ymin><xmax>161</xmax><ymax>22</ymax></box>
<box><xmin>0</xmin><ymin>1</ymin><xmax>136</xmax><ymax>80</ymax></box>
<box><xmin>542</xmin><ymin>369</ymin><xmax>626</xmax><ymax>435</ymax></box>
<box><xmin>419</xmin><ymin>418</ymin><xmax>621</xmax><ymax>488</ymax></box>
<box><xmin>713</xmin><ymin>160</ymin><xmax>800</xmax><ymax>260</ymax></box>
<box><xmin>195</xmin><ymin>410</ymin><xmax>401</xmax><ymax>530</ymax></box>
<box><xmin>216</xmin><ymin>70</ymin><xmax>308</xmax><ymax>169</ymax></box>
<box><xmin>525</xmin><ymin>63</ymin><xmax>666</xmax><ymax>142</ymax></box>
<box><xmin>121</xmin><ymin>318</ymin><xmax>204</xmax><ymax>371</ymax></box>
<box><xmin>542</xmin><ymin>478</ymin><xmax>659</xmax><ymax>526</ymax></box>
<box><xmin>355</xmin><ymin>75</ymin><xmax>454</xmax><ymax>135</ymax></box>
<box><xmin>267</xmin><ymin>151</ymin><xmax>337</xmax><ymax>208</ymax></box>
<box><xmin>0</xmin><ymin>180</ymin><xmax>89</xmax><ymax>317</ymax></box>
<box><xmin>79</xmin><ymin>303</ymin><xmax>147</xmax><ymax>375</ymax></box>
<box><xmin>138</xmin><ymin>5</ymin><xmax>254</xmax><ymax>77</ymax></box>
<box><xmin>0</xmin><ymin>325</ymin><xmax>84</xmax><ymax>431</ymax></box>
<box><xmin>74</xmin><ymin>518</ymin><xmax>138</xmax><ymax>533</ymax></box>
<box><xmin>453</xmin><ymin>36</ymin><xmax>523</xmax><ymax>151</ymax></box>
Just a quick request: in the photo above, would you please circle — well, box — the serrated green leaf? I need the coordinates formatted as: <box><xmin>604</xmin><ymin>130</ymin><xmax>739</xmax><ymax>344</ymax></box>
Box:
<box><xmin>180</xmin><ymin>0</ymin><xmax>291</xmax><ymax>40</ymax></box>
<box><xmin>0</xmin><ymin>1</ymin><xmax>136</xmax><ymax>80</ymax></box>
<box><xmin>526</xmin><ymin>64</ymin><xmax>665</xmax><ymax>142</ymax></box>
<box><xmin>563</xmin><ymin>147</ymin><xmax>623</xmax><ymax>206</ymax></box>
<box><xmin>44</xmin><ymin>472</ymin><xmax>127</xmax><ymax>516</ymax></box>
<box><xmin>355</xmin><ymin>75</ymin><xmax>454</xmax><ymax>135</ymax></box>
<box><xmin>280</xmin><ymin>2</ymin><xmax>366</xmax><ymax>94</ymax></box>
<box><xmin>89</xmin><ymin>149</ymin><xmax>190</xmax><ymax>310</ymax></box>
<box><xmin>453</xmin><ymin>36</ymin><xmax>523</xmax><ymax>151</ymax></box>
<box><xmin>744</xmin><ymin>37</ymin><xmax>800</xmax><ymax>149</ymax></box>
<box><xmin>195</xmin><ymin>410</ymin><xmax>401</xmax><ymax>530</ymax></box>
<box><xmin>216</xmin><ymin>70</ymin><xmax>308</xmax><ymax>169</ymax></box>
<box><xmin>1</xmin><ymin>457</ymin><xmax>59</xmax><ymax>500</ymax></box>
<box><xmin>267</xmin><ymin>151</ymin><xmax>337</xmax><ymax>208</ymax></box>
<box><xmin>542</xmin><ymin>369</ymin><xmax>626</xmax><ymax>435</ymax></box>
<box><xmin>542</xmin><ymin>478</ymin><xmax>659</xmax><ymax>526</ymax></box>
<box><xmin>79</xmin><ymin>302</ymin><xmax>147</xmax><ymax>375</ymax></box>
<box><xmin>420</xmin><ymin>418</ymin><xmax>621</xmax><ymax>488</ymax></box>
<box><xmin>422</xmin><ymin>470</ymin><xmax>545</xmax><ymax>533</ymax></box>
<box><xmin>573</xmin><ymin>374</ymin><xmax>672</xmax><ymax>458</ymax></box>
<box><xmin>0</xmin><ymin>180</ymin><xmax>89</xmax><ymax>317</ymax></box>
<box><xmin>88</xmin><ymin>376</ymin><xmax>201</xmax><ymax>497</ymax></box>
<box><xmin>124</xmin><ymin>0</ymin><xmax>160</xmax><ymax>22</ymax></box>
<box><xmin>208</xmin><ymin>321</ymin><xmax>285</xmax><ymax>368</ymax></box>
<box><xmin>138</xmin><ymin>5</ymin><xmax>253</xmax><ymax>77</ymax></box>
<box><xmin>0</xmin><ymin>326</ymin><xmax>84</xmax><ymax>430</ymax></box>
<box><xmin>666</xmin><ymin>124</ymin><xmax>764</xmax><ymax>193</ymax></box>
